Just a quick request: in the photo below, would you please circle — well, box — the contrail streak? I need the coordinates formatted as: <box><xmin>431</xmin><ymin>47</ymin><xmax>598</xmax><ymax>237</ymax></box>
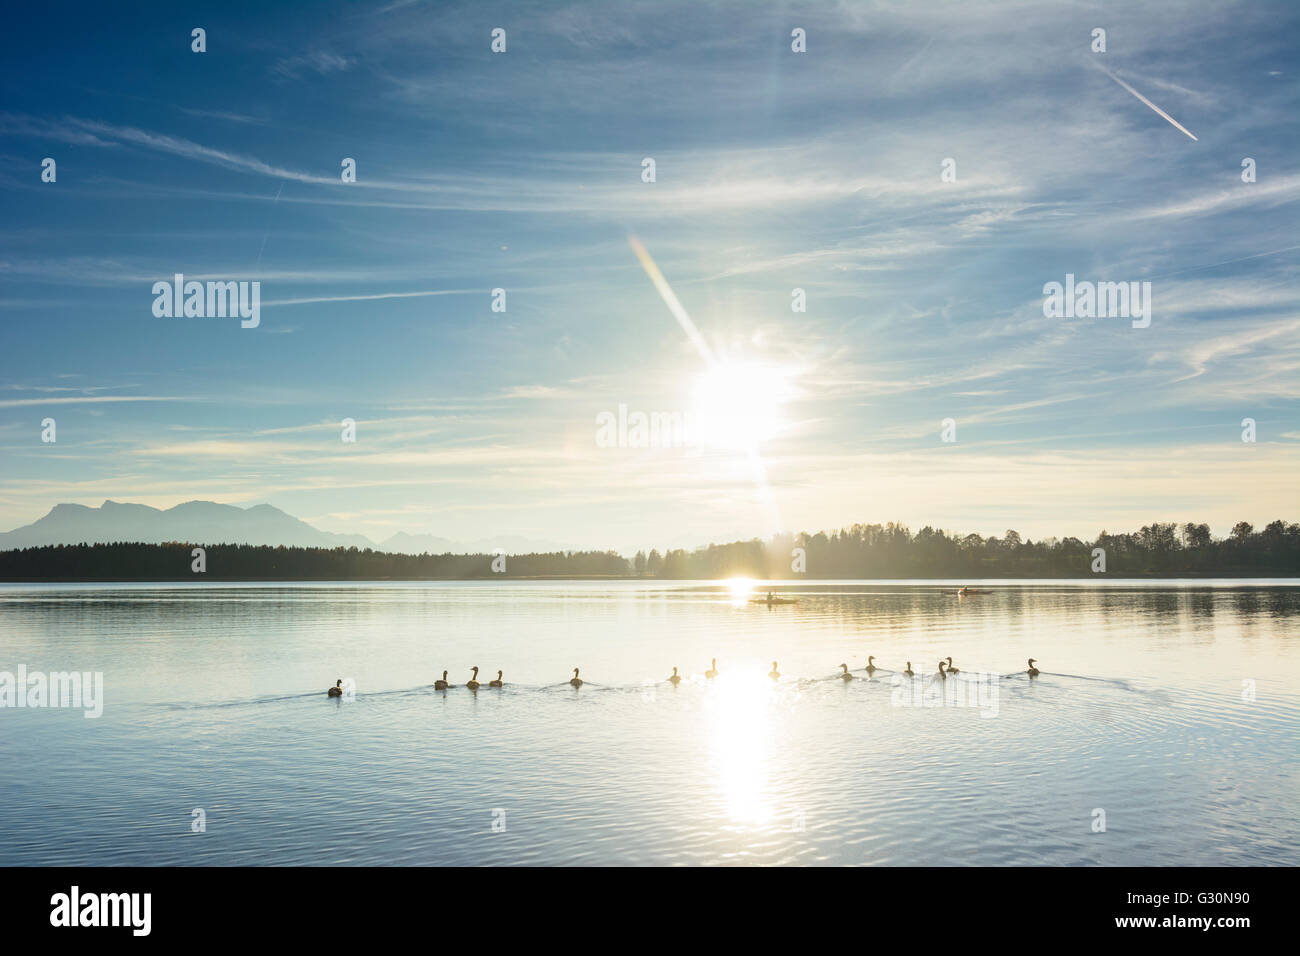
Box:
<box><xmin>627</xmin><ymin>235</ymin><xmax>716</xmax><ymax>366</ymax></box>
<box><xmin>265</xmin><ymin>289</ymin><xmax>478</xmax><ymax>307</ymax></box>
<box><xmin>1101</xmin><ymin>67</ymin><xmax>1198</xmax><ymax>141</ymax></box>
<box><xmin>255</xmin><ymin>183</ymin><xmax>284</xmax><ymax>273</ymax></box>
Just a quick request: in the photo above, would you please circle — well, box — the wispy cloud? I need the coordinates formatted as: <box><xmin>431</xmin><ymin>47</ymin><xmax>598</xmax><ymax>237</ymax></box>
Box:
<box><xmin>0</xmin><ymin>395</ymin><xmax>197</xmax><ymax>408</ymax></box>
<box><xmin>272</xmin><ymin>50</ymin><xmax>355</xmax><ymax>80</ymax></box>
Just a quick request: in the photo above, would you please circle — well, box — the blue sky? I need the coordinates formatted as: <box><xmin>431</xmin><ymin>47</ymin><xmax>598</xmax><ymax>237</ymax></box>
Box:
<box><xmin>1</xmin><ymin>0</ymin><xmax>1297</xmax><ymax>553</ymax></box>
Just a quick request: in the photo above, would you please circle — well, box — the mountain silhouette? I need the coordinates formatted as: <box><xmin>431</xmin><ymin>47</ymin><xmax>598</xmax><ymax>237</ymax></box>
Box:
<box><xmin>0</xmin><ymin>500</ymin><xmax>375</xmax><ymax>549</ymax></box>
<box><xmin>0</xmin><ymin>500</ymin><xmax>578</xmax><ymax>554</ymax></box>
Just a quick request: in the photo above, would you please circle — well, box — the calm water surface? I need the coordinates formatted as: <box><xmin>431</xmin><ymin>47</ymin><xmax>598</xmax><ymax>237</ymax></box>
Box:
<box><xmin>1</xmin><ymin>580</ymin><xmax>1297</xmax><ymax>866</ymax></box>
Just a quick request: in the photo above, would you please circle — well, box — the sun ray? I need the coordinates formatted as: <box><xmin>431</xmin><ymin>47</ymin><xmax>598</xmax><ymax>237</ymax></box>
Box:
<box><xmin>627</xmin><ymin>236</ymin><xmax>786</xmax><ymax>536</ymax></box>
<box><xmin>628</xmin><ymin>235</ymin><xmax>716</xmax><ymax>366</ymax></box>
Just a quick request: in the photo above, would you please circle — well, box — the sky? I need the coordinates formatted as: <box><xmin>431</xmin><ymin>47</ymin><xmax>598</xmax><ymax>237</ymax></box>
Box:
<box><xmin>1</xmin><ymin>0</ymin><xmax>1297</xmax><ymax>554</ymax></box>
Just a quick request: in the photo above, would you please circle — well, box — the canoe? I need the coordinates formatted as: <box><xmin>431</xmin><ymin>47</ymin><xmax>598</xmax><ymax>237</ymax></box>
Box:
<box><xmin>750</xmin><ymin>597</ymin><xmax>799</xmax><ymax>605</ymax></box>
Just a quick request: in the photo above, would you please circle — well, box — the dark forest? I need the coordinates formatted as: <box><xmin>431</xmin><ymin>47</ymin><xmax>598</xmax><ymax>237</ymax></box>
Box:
<box><xmin>1</xmin><ymin>519</ymin><xmax>1295</xmax><ymax>580</ymax></box>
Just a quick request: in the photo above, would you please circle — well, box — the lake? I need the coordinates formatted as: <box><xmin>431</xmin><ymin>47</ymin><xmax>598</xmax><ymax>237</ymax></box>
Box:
<box><xmin>1</xmin><ymin>580</ymin><xmax>1297</xmax><ymax>866</ymax></box>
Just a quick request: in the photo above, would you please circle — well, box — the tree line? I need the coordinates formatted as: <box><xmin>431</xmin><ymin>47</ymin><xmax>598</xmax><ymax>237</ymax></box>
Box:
<box><xmin>0</xmin><ymin>542</ymin><xmax>630</xmax><ymax>581</ymax></box>
<box><xmin>0</xmin><ymin>519</ymin><xmax>1295</xmax><ymax>580</ymax></box>
<box><xmin>627</xmin><ymin>520</ymin><xmax>1298</xmax><ymax>578</ymax></box>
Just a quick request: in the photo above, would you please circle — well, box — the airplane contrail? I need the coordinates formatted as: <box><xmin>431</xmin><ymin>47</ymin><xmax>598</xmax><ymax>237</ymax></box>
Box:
<box><xmin>1100</xmin><ymin>66</ymin><xmax>1198</xmax><ymax>141</ymax></box>
<box><xmin>255</xmin><ymin>182</ymin><xmax>285</xmax><ymax>273</ymax></box>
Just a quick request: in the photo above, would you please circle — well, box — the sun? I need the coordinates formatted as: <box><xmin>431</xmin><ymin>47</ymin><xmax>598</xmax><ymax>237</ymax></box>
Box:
<box><xmin>689</xmin><ymin>361</ymin><xmax>790</xmax><ymax>451</ymax></box>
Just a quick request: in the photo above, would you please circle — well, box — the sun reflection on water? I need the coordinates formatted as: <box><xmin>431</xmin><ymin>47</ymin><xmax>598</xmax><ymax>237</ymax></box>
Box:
<box><xmin>724</xmin><ymin>577</ymin><xmax>755</xmax><ymax>607</ymax></box>
<box><xmin>704</xmin><ymin>664</ymin><xmax>779</xmax><ymax>827</ymax></box>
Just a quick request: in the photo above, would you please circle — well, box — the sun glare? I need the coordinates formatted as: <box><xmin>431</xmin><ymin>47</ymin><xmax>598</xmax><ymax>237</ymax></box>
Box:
<box><xmin>690</xmin><ymin>361</ymin><xmax>790</xmax><ymax>451</ymax></box>
<box><xmin>725</xmin><ymin>577</ymin><xmax>756</xmax><ymax>603</ymax></box>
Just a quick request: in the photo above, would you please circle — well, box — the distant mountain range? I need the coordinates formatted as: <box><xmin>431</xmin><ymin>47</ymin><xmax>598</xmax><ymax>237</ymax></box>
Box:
<box><xmin>0</xmin><ymin>501</ymin><xmax>572</xmax><ymax>555</ymax></box>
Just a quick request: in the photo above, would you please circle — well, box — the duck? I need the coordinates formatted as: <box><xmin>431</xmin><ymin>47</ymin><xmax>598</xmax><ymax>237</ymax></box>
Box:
<box><xmin>839</xmin><ymin>663</ymin><xmax>854</xmax><ymax>681</ymax></box>
<box><xmin>327</xmin><ymin>679</ymin><xmax>344</xmax><ymax>697</ymax></box>
<box><xmin>937</xmin><ymin>660</ymin><xmax>948</xmax><ymax>679</ymax></box>
<box><xmin>769</xmin><ymin>661</ymin><xmax>780</xmax><ymax>680</ymax></box>
<box><xmin>946</xmin><ymin>656</ymin><xmax>960</xmax><ymax>674</ymax></box>
<box><xmin>434</xmin><ymin>670</ymin><xmax>451</xmax><ymax>690</ymax></box>
<box><xmin>489</xmin><ymin>670</ymin><xmax>503</xmax><ymax>688</ymax></box>
<box><xmin>669</xmin><ymin>666</ymin><xmax>682</xmax><ymax>686</ymax></box>
<box><xmin>466</xmin><ymin>666</ymin><xmax>481</xmax><ymax>690</ymax></box>
<box><xmin>704</xmin><ymin>658</ymin><xmax>719</xmax><ymax>679</ymax></box>
<box><xmin>903</xmin><ymin>661</ymin><xmax>915</xmax><ymax>677</ymax></box>
<box><xmin>864</xmin><ymin>655</ymin><xmax>877</xmax><ymax>675</ymax></box>
<box><xmin>1027</xmin><ymin>658</ymin><xmax>1040</xmax><ymax>677</ymax></box>
<box><xmin>570</xmin><ymin>667</ymin><xmax>583</xmax><ymax>688</ymax></box>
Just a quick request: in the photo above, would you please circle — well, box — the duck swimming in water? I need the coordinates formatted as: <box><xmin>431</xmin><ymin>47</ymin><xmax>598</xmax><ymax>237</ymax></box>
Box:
<box><xmin>769</xmin><ymin>661</ymin><xmax>780</xmax><ymax>680</ymax></box>
<box><xmin>466</xmin><ymin>666</ymin><xmax>481</xmax><ymax>690</ymax></box>
<box><xmin>839</xmin><ymin>663</ymin><xmax>854</xmax><ymax>681</ymax></box>
<box><xmin>489</xmin><ymin>670</ymin><xmax>503</xmax><ymax>688</ymax></box>
<box><xmin>903</xmin><ymin>661</ymin><xmax>915</xmax><ymax>677</ymax></box>
<box><xmin>946</xmin><ymin>656</ymin><xmax>959</xmax><ymax>674</ymax></box>
<box><xmin>1027</xmin><ymin>658</ymin><xmax>1040</xmax><ymax>677</ymax></box>
<box><xmin>570</xmin><ymin>667</ymin><xmax>583</xmax><ymax>688</ymax></box>
<box><xmin>865</xmin><ymin>655</ymin><xmax>877</xmax><ymax>675</ymax></box>
<box><xmin>704</xmin><ymin>658</ymin><xmax>719</xmax><ymax>679</ymax></box>
<box><xmin>434</xmin><ymin>670</ymin><xmax>451</xmax><ymax>690</ymax></box>
<box><xmin>669</xmin><ymin>666</ymin><xmax>681</xmax><ymax>686</ymax></box>
<box><xmin>327</xmin><ymin>679</ymin><xmax>343</xmax><ymax>697</ymax></box>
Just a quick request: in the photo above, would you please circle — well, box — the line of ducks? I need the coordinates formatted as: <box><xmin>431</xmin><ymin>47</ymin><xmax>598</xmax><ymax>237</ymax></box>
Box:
<box><xmin>763</xmin><ymin>656</ymin><xmax>1038</xmax><ymax>681</ymax></box>
<box><xmin>434</xmin><ymin>666</ymin><xmax>585</xmax><ymax>690</ymax></box>
<box><xmin>432</xmin><ymin>666</ymin><xmax>507</xmax><ymax>690</ymax></box>
<box><xmin>328</xmin><ymin>657</ymin><xmax>1041</xmax><ymax>695</ymax></box>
